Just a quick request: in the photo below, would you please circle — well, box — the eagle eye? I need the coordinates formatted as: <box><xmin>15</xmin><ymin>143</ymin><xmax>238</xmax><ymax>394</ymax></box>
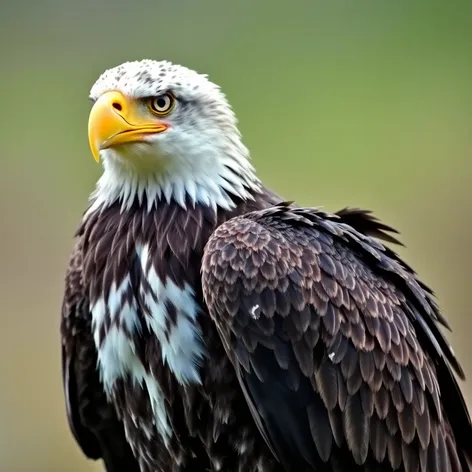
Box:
<box><xmin>149</xmin><ymin>93</ymin><xmax>175</xmax><ymax>116</ymax></box>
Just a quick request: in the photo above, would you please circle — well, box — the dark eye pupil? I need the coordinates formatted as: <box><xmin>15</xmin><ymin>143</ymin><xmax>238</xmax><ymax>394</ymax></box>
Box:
<box><xmin>156</xmin><ymin>98</ymin><xmax>167</xmax><ymax>109</ymax></box>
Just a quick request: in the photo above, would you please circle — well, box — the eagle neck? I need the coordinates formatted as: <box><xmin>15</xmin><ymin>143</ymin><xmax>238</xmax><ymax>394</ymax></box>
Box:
<box><xmin>86</xmin><ymin>148</ymin><xmax>263</xmax><ymax>217</ymax></box>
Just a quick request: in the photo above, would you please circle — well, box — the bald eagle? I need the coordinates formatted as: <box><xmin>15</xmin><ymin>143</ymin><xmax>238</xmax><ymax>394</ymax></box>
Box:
<box><xmin>61</xmin><ymin>59</ymin><xmax>472</xmax><ymax>472</ymax></box>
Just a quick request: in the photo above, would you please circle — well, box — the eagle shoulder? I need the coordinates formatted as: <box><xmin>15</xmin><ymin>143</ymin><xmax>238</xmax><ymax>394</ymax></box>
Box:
<box><xmin>201</xmin><ymin>202</ymin><xmax>472</xmax><ymax>472</ymax></box>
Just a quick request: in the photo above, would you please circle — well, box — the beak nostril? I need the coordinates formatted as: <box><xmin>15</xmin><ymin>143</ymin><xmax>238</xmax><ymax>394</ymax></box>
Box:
<box><xmin>112</xmin><ymin>101</ymin><xmax>123</xmax><ymax>112</ymax></box>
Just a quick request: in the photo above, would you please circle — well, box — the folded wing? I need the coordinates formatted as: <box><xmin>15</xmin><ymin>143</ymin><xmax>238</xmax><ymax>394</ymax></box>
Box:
<box><xmin>201</xmin><ymin>202</ymin><xmax>472</xmax><ymax>472</ymax></box>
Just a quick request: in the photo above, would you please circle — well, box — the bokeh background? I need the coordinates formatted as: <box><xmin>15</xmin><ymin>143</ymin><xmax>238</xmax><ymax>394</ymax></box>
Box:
<box><xmin>1</xmin><ymin>0</ymin><xmax>471</xmax><ymax>470</ymax></box>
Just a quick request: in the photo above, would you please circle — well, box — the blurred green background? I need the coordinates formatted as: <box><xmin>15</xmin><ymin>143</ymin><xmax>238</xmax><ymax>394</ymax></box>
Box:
<box><xmin>1</xmin><ymin>0</ymin><xmax>471</xmax><ymax>470</ymax></box>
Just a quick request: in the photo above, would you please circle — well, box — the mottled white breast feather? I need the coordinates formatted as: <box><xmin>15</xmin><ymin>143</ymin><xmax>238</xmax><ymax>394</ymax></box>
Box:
<box><xmin>89</xmin><ymin>243</ymin><xmax>205</xmax><ymax>445</ymax></box>
<box><xmin>90</xmin><ymin>274</ymin><xmax>172</xmax><ymax>443</ymax></box>
<box><xmin>138</xmin><ymin>244</ymin><xmax>206</xmax><ymax>385</ymax></box>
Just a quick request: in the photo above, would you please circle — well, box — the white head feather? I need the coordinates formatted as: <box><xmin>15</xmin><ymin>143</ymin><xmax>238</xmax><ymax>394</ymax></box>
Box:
<box><xmin>87</xmin><ymin>59</ymin><xmax>262</xmax><ymax>214</ymax></box>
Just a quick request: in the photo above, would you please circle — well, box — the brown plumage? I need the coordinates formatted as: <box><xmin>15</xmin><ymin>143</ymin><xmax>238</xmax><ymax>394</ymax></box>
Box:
<box><xmin>61</xmin><ymin>236</ymin><xmax>140</xmax><ymax>472</ymax></box>
<box><xmin>201</xmin><ymin>202</ymin><xmax>472</xmax><ymax>472</ymax></box>
<box><xmin>62</xmin><ymin>195</ymin><xmax>472</xmax><ymax>472</ymax></box>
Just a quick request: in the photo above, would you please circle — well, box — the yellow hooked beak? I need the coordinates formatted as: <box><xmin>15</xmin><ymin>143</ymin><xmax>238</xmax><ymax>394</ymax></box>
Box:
<box><xmin>88</xmin><ymin>91</ymin><xmax>168</xmax><ymax>162</ymax></box>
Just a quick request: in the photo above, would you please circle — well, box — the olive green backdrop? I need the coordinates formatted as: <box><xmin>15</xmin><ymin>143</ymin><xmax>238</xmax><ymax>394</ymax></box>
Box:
<box><xmin>1</xmin><ymin>0</ymin><xmax>471</xmax><ymax>470</ymax></box>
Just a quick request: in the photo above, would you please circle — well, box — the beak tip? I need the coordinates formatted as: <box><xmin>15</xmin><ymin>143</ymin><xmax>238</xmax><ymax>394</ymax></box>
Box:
<box><xmin>89</xmin><ymin>140</ymin><xmax>101</xmax><ymax>162</ymax></box>
<box><xmin>92</xmin><ymin>146</ymin><xmax>101</xmax><ymax>162</ymax></box>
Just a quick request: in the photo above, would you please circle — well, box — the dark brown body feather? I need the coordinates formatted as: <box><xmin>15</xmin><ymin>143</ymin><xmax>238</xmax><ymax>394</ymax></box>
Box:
<box><xmin>61</xmin><ymin>190</ymin><xmax>471</xmax><ymax>472</ymax></box>
<box><xmin>61</xmin><ymin>237</ymin><xmax>140</xmax><ymax>472</ymax></box>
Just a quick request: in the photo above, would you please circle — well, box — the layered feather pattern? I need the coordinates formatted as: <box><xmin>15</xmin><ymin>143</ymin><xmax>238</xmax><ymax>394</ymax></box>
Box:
<box><xmin>201</xmin><ymin>202</ymin><xmax>472</xmax><ymax>472</ymax></box>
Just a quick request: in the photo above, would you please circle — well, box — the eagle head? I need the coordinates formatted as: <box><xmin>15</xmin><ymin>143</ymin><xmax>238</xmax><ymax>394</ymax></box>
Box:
<box><xmin>87</xmin><ymin>59</ymin><xmax>260</xmax><ymax>212</ymax></box>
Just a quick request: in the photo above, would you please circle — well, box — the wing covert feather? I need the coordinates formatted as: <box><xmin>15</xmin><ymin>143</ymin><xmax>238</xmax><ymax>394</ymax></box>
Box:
<box><xmin>201</xmin><ymin>202</ymin><xmax>471</xmax><ymax>472</ymax></box>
